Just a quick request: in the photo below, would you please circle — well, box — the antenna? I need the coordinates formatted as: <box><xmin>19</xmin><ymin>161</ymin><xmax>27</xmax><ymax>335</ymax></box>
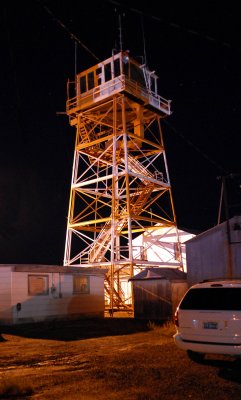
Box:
<box><xmin>118</xmin><ymin>13</ymin><xmax>123</xmax><ymax>51</ymax></box>
<box><xmin>114</xmin><ymin>8</ymin><xmax>125</xmax><ymax>52</ymax></box>
<box><xmin>141</xmin><ymin>15</ymin><xmax>147</xmax><ymax>66</ymax></box>
<box><xmin>75</xmin><ymin>40</ymin><xmax>78</xmax><ymax>95</ymax></box>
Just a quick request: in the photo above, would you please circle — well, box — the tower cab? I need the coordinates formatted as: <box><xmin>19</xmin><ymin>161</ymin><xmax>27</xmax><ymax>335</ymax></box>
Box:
<box><xmin>66</xmin><ymin>50</ymin><xmax>171</xmax><ymax>122</ymax></box>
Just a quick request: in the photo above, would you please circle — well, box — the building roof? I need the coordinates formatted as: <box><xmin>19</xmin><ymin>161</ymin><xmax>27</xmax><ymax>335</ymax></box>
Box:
<box><xmin>0</xmin><ymin>264</ymin><xmax>107</xmax><ymax>276</ymax></box>
<box><xmin>129</xmin><ymin>267</ymin><xmax>187</xmax><ymax>281</ymax></box>
<box><xmin>185</xmin><ymin>215</ymin><xmax>241</xmax><ymax>244</ymax></box>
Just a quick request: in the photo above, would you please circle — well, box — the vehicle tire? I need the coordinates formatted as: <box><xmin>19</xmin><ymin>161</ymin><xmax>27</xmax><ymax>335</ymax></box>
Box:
<box><xmin>187</xmin><ymin>350</ymin><xmax>205</xmax><ymax>363</ymax></box>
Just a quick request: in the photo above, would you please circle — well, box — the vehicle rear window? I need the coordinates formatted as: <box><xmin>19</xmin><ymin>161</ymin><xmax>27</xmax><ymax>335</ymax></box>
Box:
<box><xmin>180</xmin><ymin>288</ymin><xmax>241</xmax><ymax>310</ymax></box>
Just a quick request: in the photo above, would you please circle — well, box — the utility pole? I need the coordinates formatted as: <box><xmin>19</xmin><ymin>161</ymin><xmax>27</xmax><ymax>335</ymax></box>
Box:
<box><xmin>222</xmin><ymin>175</ymin><xmax>233</xmax><ymax>278</ymax></box>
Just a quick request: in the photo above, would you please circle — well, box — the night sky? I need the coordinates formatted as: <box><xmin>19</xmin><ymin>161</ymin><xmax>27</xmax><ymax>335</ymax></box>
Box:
<box><xmin>1</xmin><ymin>1</ymin><xmax>241</xmax><ymax>264</ymax></box>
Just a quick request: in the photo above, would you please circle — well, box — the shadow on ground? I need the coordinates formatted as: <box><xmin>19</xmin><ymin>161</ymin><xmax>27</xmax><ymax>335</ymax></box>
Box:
<box><xmin>218</xmin><ymin>359</ymin><xmax>241</xmax><ymax>384</ymax></box>
<box><xmin>0</xmin><ymin>317</ymin><xmax>164</xmax><ymax>341</ymax></box>
<box><xmin>193</xmin><ymin>356</ymin><xmax>241</xmax><ymax>385</ymax></box>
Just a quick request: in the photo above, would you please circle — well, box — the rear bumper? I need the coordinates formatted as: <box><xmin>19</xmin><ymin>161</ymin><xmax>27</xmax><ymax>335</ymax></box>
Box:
<box><xmin>173</xmin><ymin>333</ymin><xmax>241</xmax><ymax>356</ymax></box>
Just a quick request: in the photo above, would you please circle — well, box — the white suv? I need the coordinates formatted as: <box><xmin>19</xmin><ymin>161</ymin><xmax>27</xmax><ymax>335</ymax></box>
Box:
<box><xmin>173</xmin><ymin>279</ymin><xmax>241</xmax><ymax>362</ymax></box>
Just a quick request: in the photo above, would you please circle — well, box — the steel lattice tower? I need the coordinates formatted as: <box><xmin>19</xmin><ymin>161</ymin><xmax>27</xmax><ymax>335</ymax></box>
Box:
<box><xmin>64</xmin><ymin>51</ymin><xmax>182</xmax><ymax>313</ymax></box>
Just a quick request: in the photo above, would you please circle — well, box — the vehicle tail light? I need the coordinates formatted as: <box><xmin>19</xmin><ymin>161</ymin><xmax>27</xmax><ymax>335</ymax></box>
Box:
<box><xmin>174</xmin><ymin>309</ymin><xmax>179</xmax><ymax>327</ymax></box>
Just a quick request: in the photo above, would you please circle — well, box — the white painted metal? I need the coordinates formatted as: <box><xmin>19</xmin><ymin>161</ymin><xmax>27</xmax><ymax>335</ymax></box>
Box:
<box><xmin>132</xmin><ymin>227</ymin><xmax>195</xmax><ymax>273</ymax></box>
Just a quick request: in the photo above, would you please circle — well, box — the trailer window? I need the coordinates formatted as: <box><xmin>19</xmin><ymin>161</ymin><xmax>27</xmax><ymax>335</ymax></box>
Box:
<box><xmin>28</xmin><ymin>275</ymin><xmax>49</xmax><ymax>296</ymax></box>
<box><xmin>73</xmin><ymin>276</ymin><xmax>90</xmax><ymax>294</ymax></box>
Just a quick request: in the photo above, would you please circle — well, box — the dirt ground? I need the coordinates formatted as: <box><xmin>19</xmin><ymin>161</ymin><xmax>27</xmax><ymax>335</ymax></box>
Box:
<box><xmin>0</xmin><ymin>317</ymin><xmax>241</xmax><ymax>399</ymax></box>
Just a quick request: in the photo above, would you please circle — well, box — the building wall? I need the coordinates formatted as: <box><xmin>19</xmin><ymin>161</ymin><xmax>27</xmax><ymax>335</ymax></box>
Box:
<box><xmin>0</xmin><ymin>266</ymin><xmax>12</xmax><ymax>324</ymax></box>
<box><xmin>171</xmin><ymin>281</ymin><xmax>188</xmax><ymax>314</ymax></box>
<box><xmin>186</xmin><ymin>216</ymin><xmax>241</xmax><ymax>285</ymax></box>
<box><xmin>11</xmin><ymin>272</ymin><xmax>105</xmax><ymax>324</ymax></box>
<box><xmin>133</xmin><ymin>279</ymin><xmax>172</xmax><ymax>320</ymax></box>
<box><xmin>0</xmin><ymin>267</ymin><xmax>105</xmax><ymax>325</ymax></box>
<box><xmin>231</xmin><ymin>223</ymin><xmax>241</xmax><ymax>277</ymax></box>
<box><xmin>132</xmin><ymin>279</ymin><xmax>187</xmax><ymax>320</ymax></box>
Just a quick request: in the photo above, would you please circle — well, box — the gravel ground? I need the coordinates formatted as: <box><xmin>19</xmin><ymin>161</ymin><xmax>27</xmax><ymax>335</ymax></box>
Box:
<box><xmin>0</xmin><ymin>318</ymin><xmax>241</xmax><ymax>399</ymax></box>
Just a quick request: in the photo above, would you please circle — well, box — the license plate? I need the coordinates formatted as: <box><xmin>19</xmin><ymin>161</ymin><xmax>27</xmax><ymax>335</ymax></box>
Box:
<box><xmin>203</xmin><ymin>322</ymin><xmax>218</xmax><ymax>329</ymax></box>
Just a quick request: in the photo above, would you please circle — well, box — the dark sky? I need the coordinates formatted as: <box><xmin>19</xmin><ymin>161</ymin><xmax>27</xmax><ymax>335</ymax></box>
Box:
<box><xmin>1</xmin><ymin>1</ymin><xmax>241</xmax><ymax>264</ymax></box>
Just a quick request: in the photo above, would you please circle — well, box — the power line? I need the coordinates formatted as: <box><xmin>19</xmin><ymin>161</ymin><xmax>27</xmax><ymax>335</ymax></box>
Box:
<box><xmin>106</xmin><ymin>0</ymin><xmax>241</xmax><ymax>53</ymax></box>
<box><xmin>36</xmin><ymin>1</ymin><xmax>232</xmax><ymax>177</ymax></box>
<box><xmin>163</xmin><ymin>120</ymin><xmax>228</xmax><ymax>175</ymax></box>
<box><xmin>36</xmin><ymin>1</ymin><xmax>100</xmax><ymax>62</ymax></box>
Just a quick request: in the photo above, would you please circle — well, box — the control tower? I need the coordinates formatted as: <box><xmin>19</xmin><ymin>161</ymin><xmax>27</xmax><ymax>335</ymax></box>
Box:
<box><xmin>64</xmin><ymin>50</ymin><xmax>182</xmax><ymax>313</ymax></box>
